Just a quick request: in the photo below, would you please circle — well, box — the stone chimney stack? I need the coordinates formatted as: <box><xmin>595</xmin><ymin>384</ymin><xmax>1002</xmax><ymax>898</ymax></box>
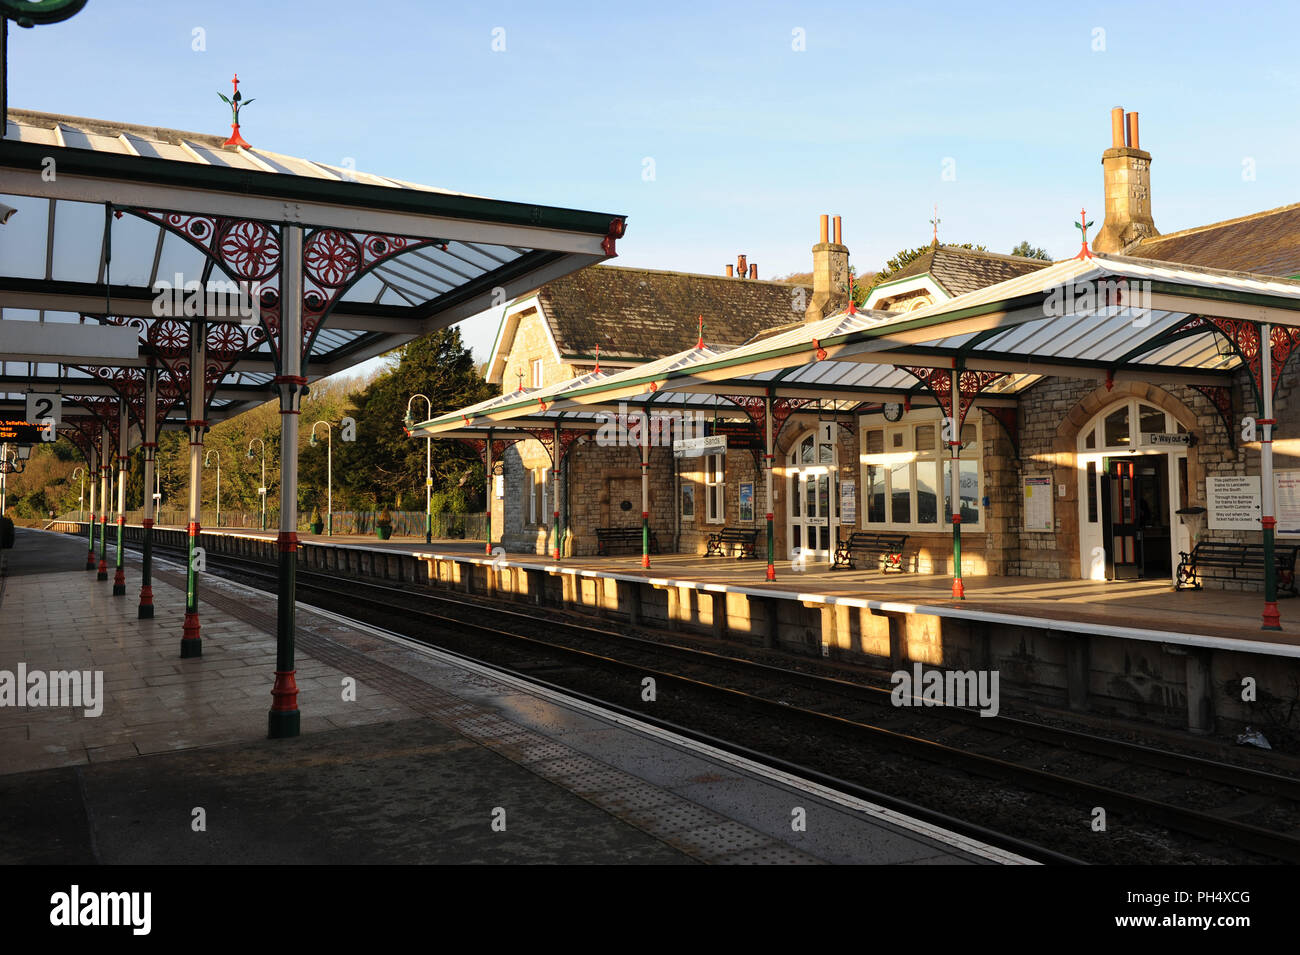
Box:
<box><xmin>1094</xmin><ymin>106</ymin><xmax>1158</xmax><ymax>253</ymax></box>
<box><xmin>805</xmin><ymin>214</ymin><xmax>849</xmax><ymax>322</ymax></box>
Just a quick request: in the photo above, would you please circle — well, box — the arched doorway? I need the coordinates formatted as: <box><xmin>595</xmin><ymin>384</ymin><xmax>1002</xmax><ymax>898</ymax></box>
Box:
<box><xmin>787</xmin><ymin>424</ymin><xmax>839</xmax><ymax>561</ymax></box>
<box><xmin>1076</xmin><ymin>398</ymin><xmax>1192</xmax><ymax>581</ymax></box>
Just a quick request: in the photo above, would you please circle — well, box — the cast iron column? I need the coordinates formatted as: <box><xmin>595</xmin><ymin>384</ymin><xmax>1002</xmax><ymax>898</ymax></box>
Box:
<box><xmin>484</xmin><ymin>431</ymin><xmax>493</xmax><ymax>555</ymax></box>
<box><xmin>97</xmin><ymin>424</ymin><xmax>109</xmax><ymax>581</ymax></box>
<box><xmin>765</xmin><ymin>392</ymin><xmax>775</xmax><ymax>581</ymax></box>
<box><xmin>86</xmin><ymin>447</ymin><xmax>97</xmax><ymax>570</ymax></box>
<box><xmin>112</xmin><ymin>400</ymin><xmax>128</xmax><ymax>596</ymax></box>
<box><xmin>1261</xmin><ymin>323</ymin><xmax>1282</xmax><ymax>630</ymax></box>
<box><xmin>640</xmin><ymin>406</ymin><xmax>650</xmax><ymax>569</ymax></box>
<box><xmin>949</xmin><ymin>366</ymin><xmax>964</xmax><ymax>600</ymax></box>
<box><xmin>181</xmin><ymin>327</ymin><xmax>206</xmax><ymax>658</ymax></box>
<box><xmin>139</xmin><ymin>364</ymin><xmax>157</xmax><ymax>618</ymax></box>
<box><xmin>269</xmin><ymin>224</ymin><xmax>303</xmax><ymax>739</ymax></box>
<box><xmin>552</xmin><ymin>421</ymin><xmax>561</xmax><ymax>560</ymax></box>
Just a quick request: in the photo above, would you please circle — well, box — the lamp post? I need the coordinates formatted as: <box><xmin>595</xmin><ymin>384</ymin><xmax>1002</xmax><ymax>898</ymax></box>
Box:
<box><xmin>72</xmin><ymin>466</ymin><xmax>85</xmax><ymax>522</ymax></box>
<box><xmin>310</xmin><ymin>421</ymin><xmax>333</xmax><ymax>536</ymax></box>
<box><xmin>0</xmin><ymin>444</ymin><xmax>14</xmax><ymax>513</ymax></box>
<box><xmin>405</xmin><ymin>394</ymin><xmax>433</xmax><ymax>544</ymax></box>
<box><xmin>248</xmin><ymin>438</ymin><xmax>268</xmax><ymax>531</ymax></box>
<box><xmin>204</xmin><ymin>449</ymin><xmax>221</xmax><ymax>528</ymax></box>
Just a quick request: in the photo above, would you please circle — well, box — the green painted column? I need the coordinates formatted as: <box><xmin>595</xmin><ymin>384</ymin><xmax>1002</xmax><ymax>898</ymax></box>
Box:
<box><xmin>86</xmin><ymin>452</ymin><xmax>97</xmax><ymax>570</ymax></box>
<box><xmin>112</xmin><ymin>401</ymin><xmax>127</xmax><ymax>596</ymax></box>
<box><xmin>484</xmin><ymin>432</ymin><xmax>494</xmax><ymax>556</ymax></box>
<box><xmin>765</xmin><ymin>393</ymin><xmax>775</xmax><ymax>581</ymax></box>
<box><xmin>1260</xmin><ymin>322</ymin><xmax>1282</xmax><ymax>630</ymax></box>
<box><xmin>180</xmin><ymin>326</ymin><xmax>205</xmax><ymax>658</ymax></box>
<box><xmin>97</xmin><ymin>427</ymin><xmax>109</xmax><ymax>581</ymax></box>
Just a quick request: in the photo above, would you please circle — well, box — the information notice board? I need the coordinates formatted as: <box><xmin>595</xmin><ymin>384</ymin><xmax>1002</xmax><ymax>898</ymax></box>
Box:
<box><xmin>1207</xmin><ymin>475</ymin><xmax>1262</xmax><ymax>530</ymax></box>
<box><xmin>1023</xmin><ymin>476</ymin><xmax>1053</xmax><ymax>531</ymax></box>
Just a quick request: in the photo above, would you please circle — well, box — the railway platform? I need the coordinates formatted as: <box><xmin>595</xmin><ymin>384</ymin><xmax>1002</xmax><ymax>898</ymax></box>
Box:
<box><xmin>0</xmin><ymin>529</ymin><xmax>1019</xmax><ymax>865</ymax></box>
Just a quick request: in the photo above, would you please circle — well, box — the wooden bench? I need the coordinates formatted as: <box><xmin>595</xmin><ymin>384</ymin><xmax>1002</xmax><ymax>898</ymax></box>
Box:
<box><xmin>833</xmin><ymin>531</ymin><xmax>909</xmax><ymax>572</ymax></box>
<box><xmin>1175</xmin><ymin>541</ymin><xmax>1300</xmax><ymax>595</ymax></box>
<box><xmin>705</xmin><ymin>526</ymin><xmax>760</xmax><ymax>559</ymax></box>
<box><xmin>595</xmin><ymin>526</ymin><xmax>659</xmax><ymax>556</ymax></box>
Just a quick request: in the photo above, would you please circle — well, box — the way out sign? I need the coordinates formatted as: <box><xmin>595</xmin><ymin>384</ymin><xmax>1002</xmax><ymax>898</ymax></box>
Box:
<box><xmin>25</xmin><ymin>393</ymin><xmax>61</xmax><ymax>430</ymax></box>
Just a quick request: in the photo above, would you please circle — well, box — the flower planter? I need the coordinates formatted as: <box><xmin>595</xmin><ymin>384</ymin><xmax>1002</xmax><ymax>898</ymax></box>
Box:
<box><xmin>309</xmin><ymin>522</ymin><xmax>323</xmax><ymax>535</ymax></box>
<box><xmin>376</xmin><ymin>525</ymin><xmax>392</xmax><ymax>540</ymax></box>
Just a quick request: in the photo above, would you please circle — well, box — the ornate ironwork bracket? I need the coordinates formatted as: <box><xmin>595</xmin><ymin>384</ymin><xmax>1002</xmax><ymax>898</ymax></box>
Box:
<box><xmin>1172</xmin><ymin>316</ymin><xmax>1300</xmax><ymax>410</ymax></box>
<box><xmin>897</xmin><ymin>366</ymin><xmax>1009</xmax><ymax>432</ymax></box>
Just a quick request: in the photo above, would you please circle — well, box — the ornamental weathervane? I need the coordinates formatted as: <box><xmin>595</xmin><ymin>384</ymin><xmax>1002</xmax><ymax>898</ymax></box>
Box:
<box><xmin>218</xmin><ymin>73</ymin><xmax>254</xmax><ymax>148</ymax></box>
<box><xmin>1073</xmin><ymin>207</ymin><xmax>1095</xmax><ymax>259</ymax></box>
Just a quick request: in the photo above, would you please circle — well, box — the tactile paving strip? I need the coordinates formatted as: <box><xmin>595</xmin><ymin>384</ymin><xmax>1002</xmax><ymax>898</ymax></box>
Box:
<box><xmin>151</xmin><ymin>564</ymin><xmax>825</xmax><ymax>864</ymax></box>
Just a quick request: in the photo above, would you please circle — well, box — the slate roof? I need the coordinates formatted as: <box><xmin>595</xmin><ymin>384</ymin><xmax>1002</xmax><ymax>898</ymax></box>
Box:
<box><xmin>881</xmin><ymin>245</ymin><xmax>1052</xmax><ymax>297</ymax></box>
<box><xmin>534</xmin><ymin>265</ymin><xmax>812</xmax><ymax>361</ymax></box>
<box><xmin>1130</xmin><ymin>202</ymin><xmax>1300</xmax><ymax>277</ymax></box>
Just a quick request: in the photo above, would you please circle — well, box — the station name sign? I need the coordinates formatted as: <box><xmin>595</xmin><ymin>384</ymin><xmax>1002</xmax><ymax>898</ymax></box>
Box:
<box><xmin>0</xmin><ymin>419</ymin><xmax>43</xmax><ymax>443</ymax></box>
<box><xmin>672</xmin><ymin>435</ymin><xmax>727</xmax><ymax>459</ymax></box>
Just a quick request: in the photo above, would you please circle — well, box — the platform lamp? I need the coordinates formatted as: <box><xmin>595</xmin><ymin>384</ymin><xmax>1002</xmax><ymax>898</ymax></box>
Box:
<box><xmin>310</xmin><ymin>421</ymin><xmax>333</xmax><ymax>536</ymax></box>
<box><xmin>203</xmin><ymin>449</ymin><xmax>221</xmax><ymax>528</ymax></box>
<box><xmin>405</xmin><ymin>394</ymin><xmax>434</xmax><ymax>544</ymax></box>
<box><xmin>72</xmin><ymin>465</ymin><xmax>85</xmax><ymax>522</ymax></box>
<box><xmin>248</xmin><ymin>438</ymin><xmax>268</xmax><ymax>531</ymax></box>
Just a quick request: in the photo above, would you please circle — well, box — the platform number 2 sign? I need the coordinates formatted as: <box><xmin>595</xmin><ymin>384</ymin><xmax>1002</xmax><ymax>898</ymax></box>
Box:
<box><xmin>26</xmin><ymin>393</ymin><xmax>61</xmax><ymax>440</ymax></box>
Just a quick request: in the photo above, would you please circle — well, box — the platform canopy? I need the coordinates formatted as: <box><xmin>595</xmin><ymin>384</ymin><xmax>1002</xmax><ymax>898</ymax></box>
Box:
<box><xmin>0</xmin><ymin>108</ymin><xmax>627</xmax><ymax>436</ymax></box>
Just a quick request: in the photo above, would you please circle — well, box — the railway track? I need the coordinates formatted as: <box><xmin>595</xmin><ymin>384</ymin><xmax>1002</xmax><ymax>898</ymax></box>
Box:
<box><xmin>142</xmin><ymin>541</ymin><xmax>1300</xmax><ymax>863</ymax></box>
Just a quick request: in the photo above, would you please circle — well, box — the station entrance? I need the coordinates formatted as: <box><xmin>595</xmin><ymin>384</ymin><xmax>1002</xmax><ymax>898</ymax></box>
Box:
<box><xmin>1076</xmin><ymin>399</ymin><xmax>1191</xmax><ymax>582</ymax></box>
<box><xmin>787</xmin><ymin>424</ymin><xmax>840</xmax><ymax>561</ymax></box>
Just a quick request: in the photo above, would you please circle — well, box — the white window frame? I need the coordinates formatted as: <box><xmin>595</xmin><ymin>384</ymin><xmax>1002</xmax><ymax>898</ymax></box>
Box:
<box><xmin>704</xmin><ymin>452</ymin><xmax>725</xmax><ymax>524</ymax></box>
<box><xmin>531</xmin><ymin>358</ymin><xmax>544</xmax><ymax>389</ymax></box>
<box><xmin>527</xmin><ymin>466</ymin><xmax>549</xmax><ymax>525</ymax></box>
<box><xmin>860</xmin><ymin>410</ymin><xmax>983</xmax><ymax>531</ymax></box>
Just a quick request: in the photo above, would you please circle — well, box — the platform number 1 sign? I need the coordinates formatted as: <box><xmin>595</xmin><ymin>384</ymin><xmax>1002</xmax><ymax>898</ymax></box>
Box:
<box><xmin>26</xmin><ymin>393</ymin><xmax>61</xmax><ymax>440</ymax></box>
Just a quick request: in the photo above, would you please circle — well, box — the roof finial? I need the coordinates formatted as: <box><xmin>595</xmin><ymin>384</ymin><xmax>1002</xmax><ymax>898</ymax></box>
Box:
<box><xmin>1073</xmin><ymin>207</ymin><xmax>1096</xmax><ymax>260</ymax></box>
<box><xmin>515</xmin><ymin>368</ymin><xmax>524</xmax><ymax>392</ymax></box>
<box><xmin>218</xmin><ymin>73</ymin><xmax>254</xmax><ymax>148</ymax></box>
<box><xmin>593</xmin><ymin>343</ymin><xmax>601</xmax><ymax>374</ymax></box>
<box><xmin>930</xmin><ymin>204</ymin><xmax>941</xmax><ymax>247</ymax></box>
<box><xmin>696</xmin><ymin>314</ymin><xmax>705</xmax><ymax>350</ymax></box>
<box><xmin>847</xmin><ymin>272</ymin><xmax>856</xmax><ymax>315</ymax></box>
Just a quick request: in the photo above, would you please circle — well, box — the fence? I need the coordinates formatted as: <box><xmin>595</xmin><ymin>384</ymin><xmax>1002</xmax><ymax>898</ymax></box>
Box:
<box><xmin>52</xmin><ymin>509</ymin><xmax>487</xmax><ymax>539</ymax></box>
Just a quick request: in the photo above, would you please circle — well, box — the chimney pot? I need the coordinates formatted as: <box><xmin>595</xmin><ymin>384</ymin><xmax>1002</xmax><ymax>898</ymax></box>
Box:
<box><xmin>1126</xmin><ymin>111</ymin><xmax>1139</xmax><ymax>150</ymax></box>
<box><xmin>833</xmin><ymin>215</ymin><xmax>842</xmax><ymax>245</ymax></box>
<box><xmin>749</xmin><ymin>264</ymin><xmax>757</xmax><ymax>279</ymax></box>
<box><xmin>725</xmin><ymin>264</ymin><xmax>734</xmax><ymax>277</ymax></box>
<box><xmin>819</xmin><ymin>214</ymin><xmax>829</xmax><ymax>244</ymax></box>
<box><xmin>1110</xmin><ymin>106</ymin><xmax>1125</xmax><ymax>148</ymax></box>
<box><xmin>737</xmin><ymin>254</ymin><xmax>747</xmax><ymax>278</ymax></box>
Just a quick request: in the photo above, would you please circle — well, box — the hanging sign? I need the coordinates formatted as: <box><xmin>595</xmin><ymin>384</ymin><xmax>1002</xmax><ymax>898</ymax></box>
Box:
<box><xmin>1207</xmin><ymin>475</ymin><xmax>1262</xmax><ymax>529</ymax></box>
<box><xmin>25</xmin><ymin>393</ymin><xmax>61</xmax><ymax>430</ymax></box>
<box><xmin>673</xmin><ymin>435</ymin><xmax>726</xmax><ymax>459</ymax></box>
<box><xmin>1023</xmin><ymin>475</ymin><xmax>1053</xmax><ymax>531</ymax></box>
<box><xmin>711</xmin><ymin>420</ymin><xmax>763</xmax><ymax>450</ymax></box>
<box><xmin>0</xmin><ymin>419</ymin><xmax>43</xmax><ymax>443</ymax></box>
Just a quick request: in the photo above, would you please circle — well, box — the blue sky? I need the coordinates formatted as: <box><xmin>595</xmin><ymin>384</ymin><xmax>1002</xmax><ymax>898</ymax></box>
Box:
<box><xmin>11</xmin><ymin>1</ymin><xmax>1300</xmax><ymax>365</ymax></box>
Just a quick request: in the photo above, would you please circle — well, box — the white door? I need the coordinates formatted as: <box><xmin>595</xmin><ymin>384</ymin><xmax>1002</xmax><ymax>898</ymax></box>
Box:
<box><xmin>788</xmin><ymin>427</ymin><xmax>838</xmax><ymax>561</ymax></box>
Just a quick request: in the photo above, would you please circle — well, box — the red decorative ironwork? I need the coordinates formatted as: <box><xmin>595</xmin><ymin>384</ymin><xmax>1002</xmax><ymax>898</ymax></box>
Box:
<box><xmin>458</xmin><ymin>437</ymin><xmax>522</xmax><ymax>472</ymax></box>
<box><xmin>898</xmin><ymin>366</ymin><xmax>1008</xmax><ymax>430</ymax></box>
<box><xmin>219</xmin><ymin>219</ymin><xmax>280</xmax><ymax>280</ymax></box>
<box><xmin>1174</xmin><ymin>316</ymin><xmax>1300</xmax><ymax>407</ymax></box>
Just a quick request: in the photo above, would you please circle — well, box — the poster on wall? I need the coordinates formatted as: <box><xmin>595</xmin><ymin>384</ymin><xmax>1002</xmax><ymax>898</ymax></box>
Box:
<box><xmin>840</xmin><ymin>478</ymin><xmax>856</xmax><ymax>525</ymax></box>
<box><xmin>739</xmin><ymin>482</ymin><xmax>754</xmax><ymax>523</ymax></box>
<box><xmin>1275</xmin><ymin>471</ymin><xmax>1300</xmax><ymax>536</ymax></box>
<box><xmin>1207</xmin><ymin>475</ymin><xmax>1262</xmax><ymax>529</ymax></box>
<box><xmin>681</xmin><ymin>484</ymin><xmax>695</xmax><ymax>520</ymax></box>
<box><xmin>1023</xmin><ymin>476</ymin><xmax>1053</xmax><ymax>531</ymax></box>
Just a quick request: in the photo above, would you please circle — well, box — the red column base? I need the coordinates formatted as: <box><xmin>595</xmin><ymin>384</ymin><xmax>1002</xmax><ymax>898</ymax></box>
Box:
<box><xmin>268</xmin><ymin>670</ymin><xmax>301</xmax><ymax>739</ymax></box>
<box><xmin>952</xmin><ymin>578</ymin><xmax>965</xmax><ymax>600</ymax></box>
<box><xmin>138</xmin><ymin>585</ymin><xmax>154</xmax><ymax>619</ymax></box>
<box><xmin>642</xmin><ymin>555</ymin><xmax>650</xmax><ymax>569</ymax></box>
<box><xmin>96</xmin><ymin>558</ymin><xmax>108</xmax><ymax>581</ymax></box>
<box><xmin>112</xmin><ymin>567</ymin><xmax>126</xmax><ymax>596</ymax></box>
<box><xmin>180</xmin><ymin>611</ymin><xmax>202</xmax><ymax>658</ymax></box>
<box><xmin>85</xmin><ymin>550</ymin><xmax>95</xmax><ymax>570</ymax></box>
<box><xmin>766</xmin><ymin>563</ymin><xmax>776</xmax><ymax>581</ymax></box>
<box><xmin>1262</xmin><ymin>601</ymin><xmax>1282</xmax><ymax>631</ymax></box>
